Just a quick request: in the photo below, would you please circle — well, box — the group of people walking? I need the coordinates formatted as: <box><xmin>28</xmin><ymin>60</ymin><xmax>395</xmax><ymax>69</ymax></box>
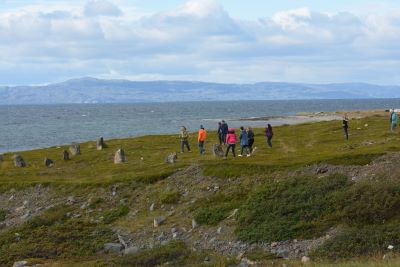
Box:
<box><xmin>179</xmin><ymin>110</ymin><xmax>399</xmax><ymax>157</ymax></box>
<box><xmin>179</xmin><ymin>121</ymin><xmax>273</xmax><ymax>159</ymax></box>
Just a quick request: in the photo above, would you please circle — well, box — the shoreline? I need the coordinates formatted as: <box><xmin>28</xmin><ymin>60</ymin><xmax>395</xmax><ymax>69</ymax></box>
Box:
<box><xmin>0</xmin><ymin>109</ymin><xmax>389</xmax><ymax>154</ymax></box>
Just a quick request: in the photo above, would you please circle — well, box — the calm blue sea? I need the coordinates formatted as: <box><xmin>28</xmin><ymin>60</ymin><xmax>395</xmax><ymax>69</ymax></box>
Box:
<box><xmin>1</xmin><ymin>99</ymin><xmax>400</xmax><ymax>153</ymax></box>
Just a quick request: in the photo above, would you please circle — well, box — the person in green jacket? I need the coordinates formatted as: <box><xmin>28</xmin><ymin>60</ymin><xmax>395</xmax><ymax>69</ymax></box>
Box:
<box><xmin>179</xmin><ymin>126</ymin><xmax>191</xmax><ymax>153</ymax></box>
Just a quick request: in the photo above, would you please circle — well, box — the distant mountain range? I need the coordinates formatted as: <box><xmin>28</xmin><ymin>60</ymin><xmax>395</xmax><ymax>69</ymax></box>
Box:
<box><xmin>0</xmin><ymin>77</ymin><xmax>399</xmax><ymax>104</ymax></box>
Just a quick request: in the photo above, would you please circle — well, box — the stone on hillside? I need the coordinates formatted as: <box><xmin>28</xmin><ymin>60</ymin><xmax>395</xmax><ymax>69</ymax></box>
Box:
<box><xmin>114</xmin><ymin>148</ymin><xmax>126</xmax><ymax>164</ymax></box>
<box><xmin>316</xmin><ymin>165</ymin><xmax>329</xmax><ymax>174</ymax></box>
<box><xmin>154</xmin><ymin>216</ymin><xmax>166</xmax><ymax>227</ymax></box>
<box><xmin>66</xmin><ymin>196</ymin><xmax>76</xmax><ymax>205</ymax></box>
<box><xmin>12</xmin><ymin>261</ymin><xmax>28</xmax><ymax>267</ymax></box>
<box><xmin>149</xmin><ymin>203</ymin><xmax>155</xmax><ymax>211</ymax></box>
<box><xmin>123</xmin><ymin>246</ymin><xmax>139</xmax><ymax>255</ymax></box>
<box><xmin>97</xmin><ymin>136</ymin><xmax>106</xmax><ymax>150</ymax></box>
<box><xmin>13</xmin><ymin>155</ymin><xmax>26</xmax><ymax>167</ymax></box>
<box><xmin>0</xmin><ymin>154</ymin><xmax>3</xmax><ymax>161</ymax></box>
<box><xmin>301</xmin><ymin>256</ymin><xmax>310</xmax><ymax>263</ymax></box>
<box><xmin>212</xmin><ymin>144</ymin><xmax>224</xmax><ymax>157</ymax></box>
<box><xmin>69</xmin><ymin>143</ymin><xmax>81</xmax><ymax>156</ymax></box>
<box><xmin>165</xmin><ymin>152</ymin><xmax>178</xmax><ymax>164</ymax></box>
<box><xmin>63</xmin><ymin>150</ymin><xmax>70</xmax><ymax>160</ymax></box>
<box><xmin>104</xmin><ymin>243</ymin><xmax>123</xmax><ymax>253</ymax></box>
<box><xmin>192</xmin><ymin>219</ymin><xmax>198</xmax><ymax>229</ymax></box>
<box><xmin>44</xmin><ymin>158</ymin><xmax>54</xmax><ymax>167</ymax></box>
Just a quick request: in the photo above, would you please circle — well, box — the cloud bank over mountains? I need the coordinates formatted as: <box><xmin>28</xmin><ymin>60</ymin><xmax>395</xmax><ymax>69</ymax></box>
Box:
<box><xmin>1</xmin><ymin>0</ymin><xmax>400</xmax><ymax>85</ymax></box>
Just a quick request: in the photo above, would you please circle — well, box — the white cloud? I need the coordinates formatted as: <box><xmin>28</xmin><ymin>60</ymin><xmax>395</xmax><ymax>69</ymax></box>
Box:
<box><xmin>0</xmin><ymin>0</ymin><xmax>400</xmax><ymax>85</ymax></box>
<box><xmin>84</xmin><ymin>0</ymin><xmax>123</xmax><ymax>17</ymax></box>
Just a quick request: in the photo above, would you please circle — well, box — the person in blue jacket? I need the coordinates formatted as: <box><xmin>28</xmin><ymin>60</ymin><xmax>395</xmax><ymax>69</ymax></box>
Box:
<box><xmin>239</xmin><ymin>126</ymin><xmax>250</xmax><ymax>157</ymax></box>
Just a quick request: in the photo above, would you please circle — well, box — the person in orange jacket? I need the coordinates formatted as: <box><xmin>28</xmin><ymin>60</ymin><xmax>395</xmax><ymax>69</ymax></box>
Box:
<box><xmin>198</xmin><ymin>125</ymin><xmax>207</xmax><ymax>155</ymax></box>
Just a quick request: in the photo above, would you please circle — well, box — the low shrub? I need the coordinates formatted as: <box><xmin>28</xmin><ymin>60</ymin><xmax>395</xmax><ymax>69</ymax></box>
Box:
<box><xmin>0</xmin><ymin>209</ymin><xmax>7</xmax><ymax>222</ymax></box>
<box><xmin>236</xmin><ymin>173</ymin><xmax>351</xmax><ymax>242</ymax></box>
<box><xmin>118</xmin><ymin>240</ymin><xmax>188</xmax><ymax>266</ymax></box>
<box><xmin>160</xmin><ymin>190</ymin><xmax>181</xmax><ymax>204</ymax></box>
<box><xmin>102</xmin><ymin>205</ymin><xmax>130</xmax><ymax>224</ymax></box>
<box><xmin>333</xmin><ymin>180</ymin><xmax>400</xmax><ymax>225</ymax></box>
<box><xmin>191</xmin><ymin>192</ymin><xmax>246</xmax><ymax>226</ymax></box>
<box><xmin>311</xmin><ymin>223</ymin><xmax>400</xmax><ymax>260</ymax></box>
<box><xmin>0</xmin><ymin>210</ymin><xmax>113</xmax><ymax>265</ymax></box>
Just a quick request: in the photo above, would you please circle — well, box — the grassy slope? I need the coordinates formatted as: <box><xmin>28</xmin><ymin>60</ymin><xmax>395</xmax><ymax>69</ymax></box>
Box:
<box><xmin>1</xmin><ymin>114</ymin><xmax>397</xmax><ymax>187</ymax></box>
<box><xmin>1</xmin><ymin>112</ymin><xmax>400</xmax><ymax>266</ymax></box>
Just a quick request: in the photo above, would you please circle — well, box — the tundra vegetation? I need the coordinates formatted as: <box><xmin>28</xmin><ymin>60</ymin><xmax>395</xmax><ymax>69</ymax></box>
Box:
<box><xmin>1</xmin><ymin>111</ymin><xmax>400</xmax><ymax>266</ymax></box>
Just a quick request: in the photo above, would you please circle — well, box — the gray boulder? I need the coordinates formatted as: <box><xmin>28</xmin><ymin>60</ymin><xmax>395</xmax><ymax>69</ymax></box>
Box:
<box><xmin>123</xmin><ymin>246</ymin><xmax>140</xmax><ymax>255</ymax></box>
<box><xmin>97</xmin><ymin>136</ymin><xmax>106</xmax><ymax>150</ymax></box>
<box><xmin>154</xmin><ymin>216</ymin><xmax>166</xmax><ymax>227</ymax></box>
<box><xmin>13</xmin><ymin>155</ymin><xmax>26</xmax><ymax>167</ymax></box>
<box><xmin>165</xmin><ymin>152</ymin><xmax>178</xmax><ymax>164</ymax></box>
<box><xmin>104</xmin><ymin>243</ymin><xmax>123</xmax><ymax>253</ymax></box>
<box><xmin>114</xmin><ymin>148</ymin><xmax>126</xmax><ymax>164</ymax></box>
<box><xmin>69</xmin><ymin>143</ymin><xmax>81</xmax><ymax>156</ymax></box>
<box><xmin>44</xmin><ymin>158</ymin><xmax>54</xmax><ymax>167</ymax></box>
<box><xmin>63</xmin><ymin>150</ymin><xmax>70</xmax><ymax>161</ymax></box>
<box><xmin>212</xmin><ymin>144</ymin><xmax>224</xmax><ymax>157</ymax></box>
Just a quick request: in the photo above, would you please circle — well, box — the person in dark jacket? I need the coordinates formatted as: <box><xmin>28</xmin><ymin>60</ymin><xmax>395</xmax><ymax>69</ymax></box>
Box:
<box><xmin>342</xmin><ymin>113</ymin><xmax>349</xmax><ymax>140</ymax></box>
<box><xmin>217</xmin><ymin>122</ymin><xmax>223</xmax><ymax>145</ymax></box>
<box><xmin>265</xmin><ymin>124</ymin><xmax>273</xmax><ymax>148</ymax></box>
<box><xmin>239</xmin><ymin>126</ymin><xmax>251</xmax><ymax>157</ymax></box>
<box><xmin>247</xmin><ymin>127</ymin><xmax>255</xmax><ymax>153</ymax></box>
<box><xmin>220</xmin><ymin>120</ymin><xmax>229</xmax><ymax>145</ymax></box>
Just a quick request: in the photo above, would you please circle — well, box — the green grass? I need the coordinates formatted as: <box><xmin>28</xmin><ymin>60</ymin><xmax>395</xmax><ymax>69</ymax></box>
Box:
<box><xmin>1</xmin><ymin>116</ymin><xmax>399</xmax><ymax>189</ymax></box>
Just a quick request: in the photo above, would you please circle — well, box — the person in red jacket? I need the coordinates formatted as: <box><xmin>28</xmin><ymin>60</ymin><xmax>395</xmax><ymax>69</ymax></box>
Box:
<box><xmin>224</xmin><ymin>128</ymin><xmax>237</xmax><ymax>159</ymax></box>
<box><xmin>198</xmin><ymin>125</ymin><xmax>207</xmax><ymax>155</ymax></box>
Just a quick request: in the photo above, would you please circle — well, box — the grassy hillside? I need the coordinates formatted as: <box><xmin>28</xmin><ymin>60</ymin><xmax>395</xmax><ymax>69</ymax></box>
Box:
<box><xmin>1</xmin><ymin>111</ymin><xmax>400</xmax><ymax>266</ymax></box>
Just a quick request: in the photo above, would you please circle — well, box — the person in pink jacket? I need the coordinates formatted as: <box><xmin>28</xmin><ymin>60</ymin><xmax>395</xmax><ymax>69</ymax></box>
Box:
<box><xmin>224</xmin><ymin>128</ymin><xmax>237</xmax><ymax>159</ymax></box>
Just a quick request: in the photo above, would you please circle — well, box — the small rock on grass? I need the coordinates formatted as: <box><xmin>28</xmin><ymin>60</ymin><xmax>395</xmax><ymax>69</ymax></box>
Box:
<box><xmin>154</xmin><ymin>216</ymin><xmax>166</xmax><ymax>227</ymax></box>
<box><xmin>192</xmin><ymin>219</ymin><xmax>198</xmax><ymax>229</ymax></box>
<box><xmin>301</xmin><ymin>256</ymin><xmax>310</xmax><ymax>263</ymax></box>
<box><xmin>165</xmin><ymin>152</ymin><xmax>178</xmax><ymax>164</ymax></box>
<box><xmin>13</xmin><ymin>261</ymin><xmax>28</xmax><ymax>267</ymax></box>
<box><xmin>13</xmin><ymin>155</ymin><xmax>26</xmax><ymax>167</ymax></box>
<box><xmin>104</xmin><ymin>243</ymin><xmax>123</xmax><ymax>253</ymax></box>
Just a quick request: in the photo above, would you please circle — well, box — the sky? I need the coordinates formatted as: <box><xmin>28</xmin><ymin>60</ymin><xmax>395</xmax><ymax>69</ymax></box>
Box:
<box><xmin>1</xmin><ymin>0</ymin><xmax>400</xmax><ymax>85</ymax></box>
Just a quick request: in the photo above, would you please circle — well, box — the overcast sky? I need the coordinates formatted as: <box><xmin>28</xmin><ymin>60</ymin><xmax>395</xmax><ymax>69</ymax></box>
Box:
<box><xmin>1</xmin><ymin>0</ymin><xmax>400</xmax><ymax>85</ymax></box>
